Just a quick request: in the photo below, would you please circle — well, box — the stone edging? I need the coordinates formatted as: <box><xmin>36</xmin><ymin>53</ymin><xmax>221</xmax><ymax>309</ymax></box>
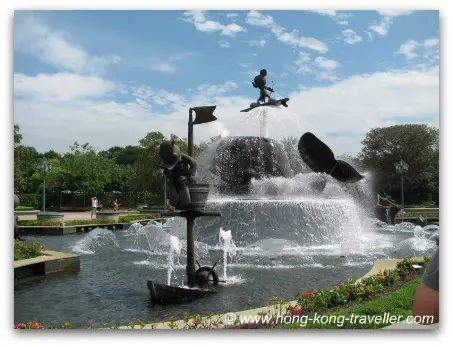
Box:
<box><xmin>14</xmin><ymin>250</ymin><xmax>80</xmax><ymax>282</ymax></box>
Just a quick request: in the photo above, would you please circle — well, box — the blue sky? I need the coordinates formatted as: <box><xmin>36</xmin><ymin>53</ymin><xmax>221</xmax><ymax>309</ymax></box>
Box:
<box><xmin>13</xmin><ymin>10</ymin><xmax>439</xmax><ymax>155</ymax></box>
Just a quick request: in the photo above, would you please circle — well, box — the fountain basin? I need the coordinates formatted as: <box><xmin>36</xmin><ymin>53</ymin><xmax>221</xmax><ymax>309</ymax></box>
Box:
<box><xmin>37</xmin><ymin>212</ymin><xmax>64</xmax><ymax>222</ymax></box>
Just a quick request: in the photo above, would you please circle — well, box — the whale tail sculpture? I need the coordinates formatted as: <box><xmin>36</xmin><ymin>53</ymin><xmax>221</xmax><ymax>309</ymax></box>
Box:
<box><xmin>298</xmin><ymin>132</ymin><xmax>364</xmax><ymax>183</ymax></box>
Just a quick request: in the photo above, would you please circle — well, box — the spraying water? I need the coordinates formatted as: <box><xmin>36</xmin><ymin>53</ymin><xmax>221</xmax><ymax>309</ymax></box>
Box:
<box><xmin>218</xmin><ymin>227</ymin><xmax>237</xmax><ymax>280</ymax></box>
<box><xmin>72</xmin><ymin>228</ymin><xmax>119</xmax><ymax>254</ymax></box>
<box><xmin>167</xmin><ymin>235</ymin><xmax>182</xmax><ymax>285</ymax></box>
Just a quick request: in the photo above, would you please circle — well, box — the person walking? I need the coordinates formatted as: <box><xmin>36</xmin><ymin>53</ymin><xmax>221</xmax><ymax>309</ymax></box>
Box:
<box><xmin>91</xmin><ymin>196</ymin><xmax>98</xmax><ymax>219</ymax></box>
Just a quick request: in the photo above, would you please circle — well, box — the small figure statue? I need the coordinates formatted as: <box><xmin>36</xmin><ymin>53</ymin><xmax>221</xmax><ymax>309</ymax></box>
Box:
<box><xmin>159</xmin><ymin>139</ymin><xmax>198</xmax><ymax>209</ymax></box>
<box><xmin>252</xmin><ymin>69</ymin><xmax>275</xmax><ymax>105</ymax></box>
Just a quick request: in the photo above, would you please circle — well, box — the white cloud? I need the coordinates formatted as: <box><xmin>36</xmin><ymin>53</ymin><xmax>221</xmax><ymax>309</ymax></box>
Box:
<box><xmin>14</xmin><ymin>66</ymin><xmax>438</xmax><ymax>157</ymax></box>
<box><xmin>377</xmin><ymin>10</ymin><xmax>414</xmax><ymax>17</ymax></box>
<box><xmin>131</xmin><ymin>85</ymin><xmax>185</xmax><ymax>110</ymax></box>
<box><xmin>14</xmin><ymin>13</ymin><xmax>119</xmax><ymax>75</ymax></box>
<box><xmin>341</xmin><ymin>29</ymin><xmax>363</xmax><ymax>45</ymax></box>
<box><xmin>226</xmin><ymin>13</ymin><xmax>239</xmax><ymax>18</ymax></box>
<box><xmin>277</xmin><ymin>30</ymin><xmax>328</xmax><ymax>53</ymax></box>
<box><xmin>14</xmin><ymin>73</ymin><xmax>116</xmax><ymax>102</ymax></box>
<box><xmin>369</xmin><ymin>16</ymin><xmax>393</xmax><ymax>36</ymax></box>
<box><xmin>396</xmin><ymin>40</ymin><xmax>420</xmax><ymax>60</ymax></box>
<box><xmin>424</xmin><ymin>38</ymin><xmax>439</xmax><ymax>47</ymax></box>
<box><xmin>309</xmin><ymin>10</ymin><xmax>352</xmax><ymax>26</ymax></box>
<box><xmin>247</xmin><ymin>39</ymin><xmax>266</xmax><ymax>47</ymax></box>
<box><xmin>245</xmin><ymin>10</ymin><xmax>328</xmax><ymax>53</ymax></box>
<box><xmin>395</xmin><ymin>38</ymin><xmax>438</xmax><ymax>62</ymax></box>
<box><xmin>245</xmin><ymin>10</ymin><xmax>274</xmax><ymax>27</ymax></box>
<box><xmin>149</xmin><ymin>51</ymin><xmax>198</xmax><ymax>74</ymax></box>
<box><xmin>150</xmin><ymin>63</ymin><xmax>176</xmax><ymax>73</ymax></box>
<box><xmin>219</xmin><ymin>41</ymin><xmax>231</xmax><ymax>48</ymax></box>
<box><xmin>290</xmin><ymin>53</ymin><xmax>339</xmax><ymax>81</ymax></box>
<box><xmin>314</xmin><ymin>57</ymin><xmax>339</xmax><ymax>70</ymax></box>
<box><xmin>183</xmin><ymin>10</ymin><xmax>246</xmax><ymax>36</ymax></box>
<box><xmin>310</xmin><ymin>10</ymin><xmax>337</xmax><ymax>17</ymax></box>
<box><xmin>369</xmin><ymin>11</ymin><xmax>414</xmax><ymax>36</ymax></box>
<box><xmin>197</xmin><ymin>81</ymin><xmax>238</xmax><ymax>96</ymax></box>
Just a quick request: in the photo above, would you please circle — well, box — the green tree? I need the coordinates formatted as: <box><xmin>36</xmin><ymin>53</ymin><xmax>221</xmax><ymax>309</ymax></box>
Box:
<box><xmin>59</xmin><ymin>142</ymin><xmax>113</xmax><ymax>193</ymax></box>
<box><xmin>14</xmin><ymin>125</ymin><xmax>41</xmax><ymax>192</ymax></box>
<box><xmin>358</xmin><ymin>124</ymin><xmax>439</xmax><ymax>205</ymax></box>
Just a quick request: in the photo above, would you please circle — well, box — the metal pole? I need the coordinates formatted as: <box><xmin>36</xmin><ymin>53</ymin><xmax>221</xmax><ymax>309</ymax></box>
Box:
<box><xmin>164</xmin><ymin>175</ymin><xmax>167</xmax><ymax>209</ymax></box>
<box><xmin>188</xmin><ymin>108</ymin><xmax>194</xmax><ymax>159</ymax></box>
<box><xmin>401</xmin><ymin>173</ymin><xmax>404</xmax><ymax>221</ymax></box>
<box><xmin>186</xmin><ymin>216</ymin><xmax>196</xmax><ymax>287</ymax></box>
<box><xmin>43</xmin><ymin>171</ymin><xmax>46</xmax><ymax>212</ymax></box>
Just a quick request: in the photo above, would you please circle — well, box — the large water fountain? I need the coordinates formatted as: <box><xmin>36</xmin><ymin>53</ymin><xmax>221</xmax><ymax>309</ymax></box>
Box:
<box><xmin>14</xmin><ymin>106</ymin><xmax>438</xmax><ymax>327</ymax></box>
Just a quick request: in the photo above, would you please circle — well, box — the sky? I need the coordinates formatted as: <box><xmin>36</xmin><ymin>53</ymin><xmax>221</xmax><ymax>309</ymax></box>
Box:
<box><xmin>13</xmin><ymin>9</ymin><xmax>439</xmax><ymax>156</ymax></box>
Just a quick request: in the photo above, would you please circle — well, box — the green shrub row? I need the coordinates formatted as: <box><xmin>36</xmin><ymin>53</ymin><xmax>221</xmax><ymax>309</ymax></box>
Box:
<box><xmin>14</xmin><ymin>206</ymin><xmax>36</xmax><ymax>211</ymax></box>
<box><xmin>118</xmin><ymin>214</ymin><xmax>160</xmax><ymax>223</ymax></box>
<box><xmin>14</xmin><ymin>240</ymin><xmax>45</xmax><ymax>261</ymax></box>
<box><xmin>17</xmin><ymin>215</ymin><xmax>161</xmax><ymax>227</ymax></box>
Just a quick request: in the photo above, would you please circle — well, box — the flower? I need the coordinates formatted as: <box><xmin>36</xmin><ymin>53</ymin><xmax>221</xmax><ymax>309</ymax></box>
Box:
<box><xmin>304</xmin><ymin>291</ymin><xmax>312</xmax><ymax>299</ymax></box>
<box><xmin>313</xmin><ymin>289</ymin><xmax>319</xmax><ymax>294</ymax></box>
<box><xmin>359</xmin><ymin>285</ymin><xmax>365</xmax><ymax>291</ymax></box>
<box><xmin>30</xmin><ymin>321</ymin><xmax>44</xmax><ymax>329</ymax></box>
<box><xmin>344</xmin><ymin>291</ymin><xmax>350</xmax><ymax>297</ymax></box>
<box><xmin>291</xmin><ymin>306</ymin><xmax>301</xmax><ymax>316</ymax></box>
<box><xmin>14</xmin><ymin>321</ymin><xmax>44</xmax><ymax>329</ymax></box>
<box><xmin>334</xmin><ymin>286</ymin><xmax>340</xmax><ymax>291</ymax></box>
<box><xmin>377</xmin><ymin>275</ymin><xmax>386</xmax><ymax>281</ymax></box>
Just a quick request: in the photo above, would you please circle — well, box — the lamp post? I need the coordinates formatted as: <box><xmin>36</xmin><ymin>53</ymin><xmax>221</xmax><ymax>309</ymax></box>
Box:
<box><xmin>39</xmin><ymin>157</ymin><xmax>52</xmax><ymax>212</ymax></box>
<box><xmin>394</xmin><ymin>159</ymin><xmax>409</xmax><ymax>221</ymax></box>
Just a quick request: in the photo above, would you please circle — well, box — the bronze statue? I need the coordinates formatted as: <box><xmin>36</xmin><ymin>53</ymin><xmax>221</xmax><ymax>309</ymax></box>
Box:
<box><xmin>159</xmin><ymin>139</ymin><xmax>197</xmax><ymax>209</ymax></box>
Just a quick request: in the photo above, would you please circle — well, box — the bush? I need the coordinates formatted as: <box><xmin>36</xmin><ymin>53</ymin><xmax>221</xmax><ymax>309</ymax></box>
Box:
<box><xmin>396</xmin><ymin>256</ymin><xmax>424</xmax><ymax>280</ymax></box>
<box><xmin>64</xmin><ymin>219</ymin><xmax>114</xmax><ymax>226</ymax></box>
<box><xmin>14</xmin><ymin>206</ymin><xmax>35</xmax><ymax>211</ymax></box>
<box><xmin>296</xmin><ymin>269</ymin><xmax>401</xmax><ymax>313</ymax></box>
<box><xmin>119</xmin><ymin>214</ymin><xmax>160</xmax><ymax>223</ymax></box>
<box><xmin>16</xmin><ymin>194</ymin><xmax>42</xmax><ymax>209</ymax></box>
<box><xmin>14</xmin><ymin>240</ymin><xmax>45</xmax><ymax>260</ymax></box>
<box><xmin>17</xmin><ymin>220</ymin><xmax>63</xmax><ymax>226</ymax></box>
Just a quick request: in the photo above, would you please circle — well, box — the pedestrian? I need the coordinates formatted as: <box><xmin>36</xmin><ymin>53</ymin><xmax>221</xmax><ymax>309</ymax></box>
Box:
<box><xmin>113</xmin><ymin>199</ymin><xmax>119</xmax><ymax>212</ymax></box>
<box><xmin>91</xmin><ymin>196</ymin><xmax>98</xmax><ymax>219</ymax></box>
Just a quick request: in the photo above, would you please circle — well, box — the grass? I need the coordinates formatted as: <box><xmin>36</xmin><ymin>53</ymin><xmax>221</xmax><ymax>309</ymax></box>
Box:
<box><xmin>279</xmin><ymin>277</ymin><xmax>421</xmax><ymax>329</ymax></box>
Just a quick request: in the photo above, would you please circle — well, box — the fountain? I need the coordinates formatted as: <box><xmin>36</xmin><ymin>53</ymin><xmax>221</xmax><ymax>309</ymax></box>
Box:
<box><xmin>218</xmin><ymin>227</ymin><xmax>237</xmax><ymax>281</ymax></box>
<box><xmin>14</xmin><ymin>105</ymin><xmax>438</xmax><ymax>327</ymax></box>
